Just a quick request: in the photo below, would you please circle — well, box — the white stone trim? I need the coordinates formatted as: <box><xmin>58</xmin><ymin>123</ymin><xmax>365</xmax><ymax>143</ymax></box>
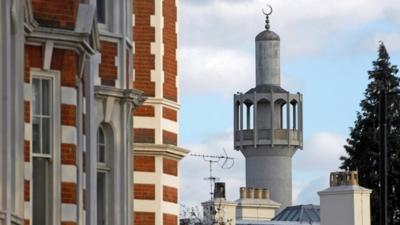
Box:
<box><xmin>61</xmin><ymin>204</ymin><xmax>77</xmax><ymax>221</ymax></box>
<box><xmin>24</xmin><ymin>123</ymin><xmax>32</xmax><ymax>141</ymax></box>
<box><xmin>24</xmin><ymin>202</ymin><xmax>32</xmax><ymax>220</ymax></box>
<box><xmin>133</xmin><ymin>200</ymin><xmax>157</xmax><ymax>212</ymax></box>
<box><xmin>162</xmin><ymin>202</ymin><xmax>179</xmax><ymax>215</ymax></box>
<box><xmin>150</xmin><ymin>0</ymin><xmax>165</xmax><ymax>99</ymax></box>
<box><xmin>61</xmin><ymin>165</ymin><xmax>78</xmax><ymax>183</ymax></box>
<box><xmin>24</xmin><ymin>163</ymin><xmax>32</xmax><ymax>181</ymax></box>
<box><xmin>162</xmin><ymin>174</ymin><xmax>179</xmax><ymax>189</ymax></box>
<box><xmin>24</xmin><ymin>83</ymin><xmax>32</xmax><ymax>101</ymax></box>
<box><xmin>61</xmin><ymin>87</ymin><xmax>77</xmax><ymax>105</ymax></box>
<box><xmin>134</xmin><ymin>172</ymin><xmax>158</xmax><ymax>184</ymax></box>
<box><xmin>62</xmin><ymin>126</ymin><xmax>78</xmax><ymax>144</ymax></box>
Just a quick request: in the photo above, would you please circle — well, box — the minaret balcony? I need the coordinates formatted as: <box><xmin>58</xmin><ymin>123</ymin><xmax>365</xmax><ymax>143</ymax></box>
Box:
<box><xmin>234</xmin><ymin>128</ymin><xmax>302</xmax><ymax>149</ymax></box>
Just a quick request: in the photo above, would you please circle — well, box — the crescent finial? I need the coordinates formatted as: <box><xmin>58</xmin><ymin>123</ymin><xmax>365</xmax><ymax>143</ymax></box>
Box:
<box><xmin>262</xmin><ymin>4</ymin><xmax>273</xmax><ymax>30</ymax></box>
<box><xmin>262</xmin><ymin>4</ymin><xmax>273</xmax><ymax>16</ymax></box>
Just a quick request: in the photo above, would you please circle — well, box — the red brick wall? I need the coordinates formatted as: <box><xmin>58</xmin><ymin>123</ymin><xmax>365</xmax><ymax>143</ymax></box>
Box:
<box><xmin>134</xmin><ymin>184</ymin><xmax>155</xmax><ymax>200</ymax></box>
<box><xmin>51</xmin><ymin>49</ymin><xmax>78</xmax><ymax>87</ymax></box>
<box><xmin>61</xmin><ymin>182</ymin><xmax>77</xmax><ymax>204</ymax></box>
<box><xmin>61</xmin><ymin>144</ymin><xmax>77</xmax><ymax>165</ymax></box>
<box><xmin>163</xmin><ymin>185</ymin><xmax>177</xmax><ymax>203</ymax></box>
<box><xmin>133</xmin><ymin>0</ymin><xmax>156</xmax><ymax>97</ymax></box>
<box><xmin>24</xmin><ymin>101</ymin><xmax>30</xmax><ymax>123</ymax></box>
<box><xmin>134</xmin><ymin>156</ymin><xmax>155</xmax><ymax>172</ymax></box>
<box><xmin>31</xmin><ymin>0</ymin><xmax>79</xmax><ymax>30</ymax></box>
<box><xmin>163</xmin><ymin>130</ymin><xmax>177</xmax><ymax>145</ymax></box>
<box><xmin>135</xmin><ymin>212</ymin><xmax>155</xmax><ymax>225</ymax></box>
<box><xmin>162</xmin><ymin>0</ymin><xmax>178</xmax><ymax>102</ymax></box>
<box><xmin>25</xmin><ymin>45</ymin><xmax>43</xmax><ymax>82</ymax></box>
<box><xmin>24</xmin><ymin>140</ymin><xmax>30</xmax><ymax>162</ymax></box>
<box><xmin>61</xmin><ymin>222</ymin><xmax>77</xmax><ymax>225</ymax></box>
<box><xmin>134</xmin><ymin>105</ymin><xmax>155</xmax><ymax>117</ymax></box>
<box><xmin>163</xmin><ymin>214</ymin><xmax>178</xmax><ymax>225</ymax></box>
<box><xmin>61</xmin><ymin>104</ymin><xmax>77</xmax><ymax>126</ymax></box>
<box><xmin>162</xmin><ymin>107</ymin><xmax>177</xmax><ymax>121</ymax></box>
<box><xmin>99</xmin><ymin>41</ymin><xmax>118</xmax><ymax>86</ymax></box>
<box><xmin>24</xmin><ymin>180</ymin><xmax>30</xmax><ymax>201</ymax></box>
<box><xmin>134</xmin><ymin>128</ymin><xmax>155</xmax><ymax>144</ymax></box>
<box><xmin>25</xmin><ymin>46</ymin><xmax>78</xmax><ymax>87</ymax></box>
<box><xmin>163</xmin><ymin>158</ymin><xmax>178</xmax><ymax>176</ymax></box>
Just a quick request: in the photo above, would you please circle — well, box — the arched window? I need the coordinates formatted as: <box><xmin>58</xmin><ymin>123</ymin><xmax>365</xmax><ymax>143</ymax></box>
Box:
<box><xmin>243</xmin><ymin>100</ymin><xmax>254</xmax><ymax>130</ymax></box>
<box><xmin>291</xmin><ymin>100</ymin><xmax>298</xmax><ymax>130</ymax></box>
<box><xmin>97</xmin><ymin>126</ymin><xmax>110</xmax><ymax>225</ymax></box>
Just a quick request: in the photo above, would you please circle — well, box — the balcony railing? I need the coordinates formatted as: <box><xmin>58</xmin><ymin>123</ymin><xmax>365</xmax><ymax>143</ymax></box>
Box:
<box><xmin>234</xmin><ymin>128</ymin><xmax>302</xmax><ymax>147</ymax></box>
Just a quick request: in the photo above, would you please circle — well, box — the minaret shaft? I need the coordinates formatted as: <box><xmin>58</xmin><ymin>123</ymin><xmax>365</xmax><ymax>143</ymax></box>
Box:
<box><xmin>256</xmin><ymin>40</ymin><xmax>280</xmax><ymax>86</ymax></box>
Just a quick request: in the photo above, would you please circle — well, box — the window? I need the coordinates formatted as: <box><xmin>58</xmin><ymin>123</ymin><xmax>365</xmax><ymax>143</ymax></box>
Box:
<box><xmin>97</xmin><ymin>0</ymin><xmax>106</xmax><ymax>24</ymax></box>
<box><xmin>97</xmin><ymin>127</ymin><xmax>110</xmax><ymax>225</ymax></box>
<box><xmin>32</xmin><ymin>77</ymin><xmax>53</xmax><ymax>225</ymax></box>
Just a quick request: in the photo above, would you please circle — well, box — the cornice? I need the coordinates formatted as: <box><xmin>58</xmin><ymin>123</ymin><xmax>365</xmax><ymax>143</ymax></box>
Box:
<box><xmin>133</xmin><ymin>143</ymin><xmax>190</xmax><ymax>160</ymax></box>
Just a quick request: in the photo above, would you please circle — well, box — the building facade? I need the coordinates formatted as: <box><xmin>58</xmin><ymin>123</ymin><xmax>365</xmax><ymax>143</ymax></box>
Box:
<box><xmin>132</xmin><ymin>0</ymin><xmax>189</xmax><ymax>225</ymax></box>
<box><xmin>0</xmin><ymin>0</ymin><xmax>148</xmax><ymax>225</ymax></box>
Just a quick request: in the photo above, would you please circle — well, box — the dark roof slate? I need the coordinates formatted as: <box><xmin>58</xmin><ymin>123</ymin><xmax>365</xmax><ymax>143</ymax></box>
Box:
<box><xmin>272</xmin><ymin>205</ymin><xmax>320</xmax><ymax>223</ymax></box>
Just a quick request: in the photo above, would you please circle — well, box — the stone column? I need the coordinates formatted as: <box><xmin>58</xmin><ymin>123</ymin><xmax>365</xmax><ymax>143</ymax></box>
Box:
<box><xmin>0</xmin><ymin>0</ymin><xmax>25</xmax><ymax>224</ymax></box>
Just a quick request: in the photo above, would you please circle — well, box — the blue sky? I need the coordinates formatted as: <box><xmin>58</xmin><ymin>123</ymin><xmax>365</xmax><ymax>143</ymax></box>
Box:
<box><xmin>177</xmin><ymin>0</ymin><xmax>400</xmax><ymax>208</ymax></box>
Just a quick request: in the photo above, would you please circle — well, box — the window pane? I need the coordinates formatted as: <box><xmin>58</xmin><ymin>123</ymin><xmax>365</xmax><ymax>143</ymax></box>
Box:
<box><xmin>97</xmin><ymin>0</ymin><xmax>106</xmax><ymax>24</ymax></box>
<box><xmin>97</xmin><ymin>172</ymin><xmax>106</xmax><ymax>225</ymax></box>
<box><xmin>98</xmin><ymin>145</ymin><xmax>105</xmax><ymax>163</ymax></box>
<box><xmin>32</xmin><ymin>79</ymin><xmax>40</xmax><ymax>115</ymax></box>
<box><xmin>33</xmin><ymin>158</ymin><xmax>49</xmax><ymax>225</ymax></box>
<box><xmin>32</xmin><ymin>117</ymin><xmax>41</xmax><ymax>153</ymax></box>
<box><xmin>42</xmin><ymin>79</ymin><xmax>50</xmax><ymax>116</ymax></box>
<box><xmin>42</xmin><ymin>118</ymin><xmax>51</xmax><ymax>154</ymax></box>
<box><xmin>98</xmin><ymin>128</ymin><xmax>105</xmax><ymax>144</ymax></box>
<box><xmin>97</xmin><ymin>128</ymin><xmax>106</xmax><ymax>163</ymax></box>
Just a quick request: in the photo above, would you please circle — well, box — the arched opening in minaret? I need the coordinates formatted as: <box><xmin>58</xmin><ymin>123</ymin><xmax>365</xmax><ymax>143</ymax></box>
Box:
<box><xmin>290</xmin><ymin>100</ymin><xmax>298</xmax><ymax>130</ymax></box>
<box><xmin>244</xmin><ymin>100</ymin><xmax>254</xmax><ymax>130</ymax></box>
<box><xmin>275</xmin><ymin>99</ymin><xmax>287</xmax><ymax>129</ymax></box>
<box><xmin>257</xmin><ymin>98</ymin><xmax>271</xmax><ymax>132</ymax></box>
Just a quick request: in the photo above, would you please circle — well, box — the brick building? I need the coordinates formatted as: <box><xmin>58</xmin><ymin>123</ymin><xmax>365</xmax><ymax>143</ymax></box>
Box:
<box><xmin>132</xmin><ymin>0</ymin><xmax>189</xmax><ymax>224</ymax></box>
<box><xmin>0</xmin><ymin>0</ymin><xmax>186</xmax><ymax>225</ymax></box>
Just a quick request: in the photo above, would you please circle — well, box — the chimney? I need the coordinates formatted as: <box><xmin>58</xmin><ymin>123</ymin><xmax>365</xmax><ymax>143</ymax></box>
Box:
<box><xmin>318</xmin><ymin>171</ymin><xmax>372</xmax><ymax>225</ymax></box>
<box><xmin>214</xmin><ymin>182</ymin><xmax>226</xmax><ymax>199</ymax></box>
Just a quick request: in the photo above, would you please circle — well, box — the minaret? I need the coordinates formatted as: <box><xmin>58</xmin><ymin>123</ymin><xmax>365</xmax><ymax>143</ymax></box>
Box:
<box><xmin>233</xmin><ymin>6</ymin><xmax>303</xmax><ymax>212</ymax></box>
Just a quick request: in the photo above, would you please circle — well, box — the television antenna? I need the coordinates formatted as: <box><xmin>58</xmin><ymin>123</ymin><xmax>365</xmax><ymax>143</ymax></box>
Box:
<box><xmin>191</xmin><ymin>148</ymin><xmax>234</xmax><ymax>201</ymax></box>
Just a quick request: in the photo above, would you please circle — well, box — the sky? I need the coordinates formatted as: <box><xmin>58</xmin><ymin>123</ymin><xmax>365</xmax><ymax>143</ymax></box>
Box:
<box><xmin>177</xmin><ymin>0</ymin><xmax>400</xmax><ymax>210</ymax></box>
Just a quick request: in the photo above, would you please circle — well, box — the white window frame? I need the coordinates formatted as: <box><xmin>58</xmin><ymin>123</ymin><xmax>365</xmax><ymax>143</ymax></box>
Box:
<box><xmin>31</xmin><ymin>69</ymin><xmax>61</xmax><ymax>225</ymax></box>
<box><xmin>97</xmin><ymin>125</ymin><xmax>112</xmax><ymax>225</ymax></box>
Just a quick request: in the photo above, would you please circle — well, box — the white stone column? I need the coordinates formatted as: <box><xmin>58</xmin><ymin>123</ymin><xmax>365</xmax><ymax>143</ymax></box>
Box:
<box><xmin>0</xmin><ymin>0</ymin><xmax>25</xmax><ymax>224</ymax></box>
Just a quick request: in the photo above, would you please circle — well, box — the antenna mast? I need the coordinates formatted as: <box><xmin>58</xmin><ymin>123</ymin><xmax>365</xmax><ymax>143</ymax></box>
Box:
<box><xmin>190</xmin><ymin>149</ymin><xmax>234</xmax><ymax>201</ymax></box>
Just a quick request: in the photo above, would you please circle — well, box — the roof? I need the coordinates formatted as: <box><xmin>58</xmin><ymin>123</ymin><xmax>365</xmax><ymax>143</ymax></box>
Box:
<box><xmin>237</xmin><ymin>221</ymin><xmax>320</xmax><ymax>225</ymax></box>
<box><xmin>272</xmin><ymin>205</ymin><xmax>320</xmax><ymax>223</ymax></box>
<box><xmin>236</xmin><ymin>205</ymin><xmax>320</xmax><ymax>225</ymax></box>
<box><xmin>246</xmin><ymin>84</ymin><xmax>289</xmax><ymax>94</ymax></box>
<box><xmin>318</xmin><ymin>185</ymin><xmax>372</xmax><ymax>195</ymax></box>
<box><xmin>235</xmin><ymin>198</ymin><xmax>281</xmax><ymax>208</ymax></box>
<box><xmin>256</xmin><ymin>30</ymin><xmax>280</xmax><ymax>41</ymax></box>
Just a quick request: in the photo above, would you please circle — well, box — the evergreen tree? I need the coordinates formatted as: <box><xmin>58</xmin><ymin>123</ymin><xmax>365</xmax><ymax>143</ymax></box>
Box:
<box><xmin>340</xmin><ymin>42</ymin><xmax>400</xmax><ymax>225</ymax></box>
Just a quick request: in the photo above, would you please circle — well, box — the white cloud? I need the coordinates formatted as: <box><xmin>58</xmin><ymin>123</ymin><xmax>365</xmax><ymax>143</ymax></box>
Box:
<box><xmin>180</xmin><ymin>0</ymin><xmax>400</xmax><ymax>56</ymax></box>
<box><xmin>178</xmin><ymin>0</ymin><xmax>400</xmax><ymax>96</ymax></box>
<box><xmin>180</xmin><ymin>131</ymin><xmax>346</xmax><ymax>208</ymax></box>
<box><xmin>354</xmin><ymin>32</ymin><xmax>400</xmax><ymax>53</ymax></box>
<box><xmin>179</xmin><ymin>47</ymin><xmax>303</xmax><ymax>95</ymax></box>
<box><xmin>294</xmin><ymin>132</ymin><xmax>346</xmax><ymax>173</ymax></box>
